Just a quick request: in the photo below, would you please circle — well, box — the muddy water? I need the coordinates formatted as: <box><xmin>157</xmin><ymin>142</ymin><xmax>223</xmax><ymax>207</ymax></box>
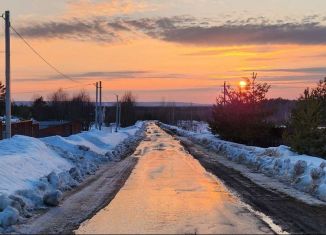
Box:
<box><xmin>76</xmin><ymin>122</ymin><xmax>272</xmax><ymax>234</ymax></box>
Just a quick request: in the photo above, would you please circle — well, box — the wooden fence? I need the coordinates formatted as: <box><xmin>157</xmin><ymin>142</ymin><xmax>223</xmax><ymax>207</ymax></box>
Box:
<box><xmin>38</xmin><ymin>121</ymin><xmax>82</xmax><ymax>138</ymax></box>
<box><xmin>0</xmin><ymin>120</ymin><xmax>82</xmax><ymax>139</ymax></box>
<box><xmin>12</xmin><ymin>120</ymin><xmax>34</xmax><ymax>137</ymax></box>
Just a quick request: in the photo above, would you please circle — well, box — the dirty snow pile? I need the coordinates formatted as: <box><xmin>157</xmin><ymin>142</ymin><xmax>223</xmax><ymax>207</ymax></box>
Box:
<box><xmin>161</xmin><ymin>123</ymin><xmax>326</xmax><ymax>203</ymax></box>
<box><xmin>0</xmin><ymin>122</ymin><xmax>145</xmax><ymax>231</ymax></box>
<box><xmin>176</xmin><ymin>120</ymin><xmax>211</xmax><ymax>133</ymax></box>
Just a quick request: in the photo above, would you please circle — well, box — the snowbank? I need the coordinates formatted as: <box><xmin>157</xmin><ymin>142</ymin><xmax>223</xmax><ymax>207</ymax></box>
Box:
<box><xmin>0</xmin><ymin>122</ymin><xmax>145</xmax><ymax>230</ymax></box>
<box><xmin>161</xmin><ymin>123</ymin><xmax>326</xmax><ymax>203</ymax></box>
<box><xmin>0</xmin><ymin>136</ymin><xmax>72</xmax><ymax>195</ymax></box>
<box><xmin>176</xmin><ymin>120</ymin><xmax>210</xmax><ymax>133</ymax></box>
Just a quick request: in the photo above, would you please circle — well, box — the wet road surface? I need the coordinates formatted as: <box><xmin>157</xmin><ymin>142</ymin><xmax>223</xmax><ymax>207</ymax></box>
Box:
<box><xmin>76</xmin><ymin>122</ymin><xmax>273</xmax><ymax>234</ymax></box>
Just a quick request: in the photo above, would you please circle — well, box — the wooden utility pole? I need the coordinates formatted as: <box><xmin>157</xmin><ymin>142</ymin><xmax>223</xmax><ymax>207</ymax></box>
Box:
<box><xmin>115</xmin><ymin>94</ymin><xmax>119</xmax><ymax>132</ymax></box>
<box><xmin>5</xmin><ymin>11</ymin><xmax>11</xmax><ymax>139</ymax></box>
<box><xmin>190</xmin><ymin>102</ymin><xmax>193</xmax><ymax>131</ymax></box>
<box><xmin>95</xmin><ymin>82</ymin><xmax>98</xmax><ymax>129</ymax></box>
<box><xmin>223</xmin><ymin>81</ymin><xmax>226</xmax><ymax>106</ymax></box>
<box><xmin>118</xmin><ymin>101</ymin><xmax>121</xmax><ymax>129</ymax></box>
<box><xmin>172</xmin><ymin>102</ymin><xmax>175</xmax><ymax>124</ymax></box>
<box><xmin>252</xmin><ymin>72</ymin><xmax>257</xmax><ymax>104</ymax></box>
<box><xmin>99</xmin><ymin>81</ymin><xmax>102</xmax><ymax>130</ymax></box>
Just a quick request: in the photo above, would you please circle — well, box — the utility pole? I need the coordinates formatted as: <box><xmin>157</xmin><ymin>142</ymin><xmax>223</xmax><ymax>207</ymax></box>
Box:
<box><xmin>102</xmin><ymin>106</ymin><xmax>106</xmax><ymax>128</ymax></box>
<box><xmin>95</xmin><ymin>82</ymin><xmax>98</xmax><ymax>129</ymax></box>
<box><xmin>223</xmin><ymin>81</ymin><xmax>226</xmax><ymax>106</ymax></box>
<box><xmin>172</xmin><ymin>102</ymin><xmax>175</xmax><ymax>125</ymax></box>
<box><xmin>190</xmin><ymin>102</ymin><xmax>193</xmax><ymax>131</ymax></box>
<box><xmin>118</xmin><ymin>101</ymin><xmax>121</xmax><ymax>129</ymax></box>
<box><xmin>5</xmin><ymin>11</ymin><xmax>11</xmax><ymax>139</ymax></box>
<box><xmin>252</xmin><ymin>72</ymin><xmax>257</xmax><ymax>104</ymax></box>
<box><xmin>115</xmin><ymin>94</ymin><xmax>119</xmax><ymax>132</ymax></box>
<box><xmin>99</xmin><ymin>81</ymin><xmax>102</xmax><ymax>130</ymax></box>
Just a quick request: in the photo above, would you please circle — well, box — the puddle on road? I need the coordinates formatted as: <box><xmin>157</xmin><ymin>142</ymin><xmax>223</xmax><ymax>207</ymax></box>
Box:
<box><xmin>76</xmin><ymin>122</ymin><xmax>275</xmax><ymax>234</ymax></box>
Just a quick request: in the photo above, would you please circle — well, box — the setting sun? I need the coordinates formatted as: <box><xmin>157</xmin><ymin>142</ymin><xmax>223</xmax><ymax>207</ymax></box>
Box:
<box><xmin>239</xmin><ymin>81</ymin><xmax>247</xmax><ymax>88</ymax></box>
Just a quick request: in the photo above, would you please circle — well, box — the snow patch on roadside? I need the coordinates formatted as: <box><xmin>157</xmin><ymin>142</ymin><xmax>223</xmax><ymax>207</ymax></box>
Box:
<box><xmin>161</xmin><ymin>123</ymin><xmax>326</xmax><ymax>204</ymax></box>
<box><xmin>0</xmin><ymin>136</ymin><xmax>72</xmax><ymax>195</ymax></box>
<box><xmin>0</xmin><ymin>122</ymin><xmax>145</xmax><ymax>231</ymax></box>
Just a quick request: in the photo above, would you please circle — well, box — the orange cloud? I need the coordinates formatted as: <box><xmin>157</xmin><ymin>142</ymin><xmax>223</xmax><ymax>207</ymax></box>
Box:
<box><xmin>3</xmin><ymin>34</ymin><xmax>326</xmax><ymax>103</ymax></box>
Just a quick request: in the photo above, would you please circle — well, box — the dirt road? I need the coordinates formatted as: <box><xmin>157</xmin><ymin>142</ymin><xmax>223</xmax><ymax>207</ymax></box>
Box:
<box><xmin>76</xmin><ymin>123</ymin><xmax>275</xmax><ymax>234</ymax></box>
<box><xmin>16</xmin><ymin>155</ymin><xmax>138</xmax><ymax>234</ymax></box>
<box><xmin>175</xmin><ymin>134</ymin><xmax>326</xmax><ymax>234</ymax></box>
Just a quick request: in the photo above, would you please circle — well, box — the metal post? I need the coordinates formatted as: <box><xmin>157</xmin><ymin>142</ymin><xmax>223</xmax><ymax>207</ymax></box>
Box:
<box><xmin>102</xmin><ymin>106</ymin><xmax>106</xmax><ymax>128</ymax></box>
<box><xmin>118</xmin><ymin>101</ymin><xmax>121</xmax><ymax>129</ymax></box>
<box><xmin>95</xmin><ymin>82</ymin><xmax>98</xmax><ymax>129</ymax></box>
<box><xmin>99</xmin><ymin>81</ymin><xmax>102</xmax><ymax>130</ymax></box>
<box><xmin>5</xmin><ymin>11</ymin><xmax>11</xmax><ymax>139</ymax></box>
<box><xmin>115</xmin><ymin>95</ymin><xmax>118</xmax><ymax>132</ymax></box>
<box><xmin>172</xmin><ymin>102</ymin><xmax>175</xmax><ymax>124</ymax></box>
<box><xmin>190</xmin><ymin>102</ymin><xmax>193</xmax><ymax>131</ymax></box>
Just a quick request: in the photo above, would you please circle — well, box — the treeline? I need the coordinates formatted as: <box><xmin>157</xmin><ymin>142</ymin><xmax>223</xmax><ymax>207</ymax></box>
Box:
<box><xmin>103</xmin><ymin>91</ymin><xmax>212</xmax><ymax>127</ymax></box>
<box><xmin>210</xmin><ymin>74</ymin><xmax>326</xmax><ymax>159</ymax></box>
<box><xmin>2</xmin><ymin>88</ymin><xmax>211</xmax><ymax>130</ymax></box>
<box><xmin>104</xmin><ymin>105</ymin><xmax>211</xmax><ymax>127</ymax></box>
<box><xmin>8</xmin><ymin>89</ymin><xmax>94</xmax><ymax>131</ymax></box>
<box><xmin>5</xmin><ymin>87</ymin><xmax>293</xmax><ymax>134</ymax></box>
<box><xmin>5</xmin><ymin>78</ymin><xmax>325</xmax><ymax>159</ymax></box>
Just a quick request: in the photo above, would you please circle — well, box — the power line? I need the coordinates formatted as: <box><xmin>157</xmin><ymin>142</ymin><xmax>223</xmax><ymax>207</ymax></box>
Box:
<box><xmin>9</xmin><ymin>24</ymin><xmax>84</xmax><ymax>84</ymax></box>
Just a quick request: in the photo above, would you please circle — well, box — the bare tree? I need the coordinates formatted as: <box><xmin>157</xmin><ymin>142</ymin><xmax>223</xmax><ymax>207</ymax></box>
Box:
<box><xmin>120</xmin><ymin>91</ymin><xmax>137</xmax><ymax>127</ymax></box>
<box><xmin>48</xmin><ymin>88</ymin><xmax>69</xmax><ymax>121</ymax></box>
<box><xmin>69</xmin><ymin>90</ymin><xmax>94</xmax><ymax>130</ymax></box>
<box><xmin>31</xmin><ymin>96</ymin><xmax>49</xmax><ymax>121</ymax></box>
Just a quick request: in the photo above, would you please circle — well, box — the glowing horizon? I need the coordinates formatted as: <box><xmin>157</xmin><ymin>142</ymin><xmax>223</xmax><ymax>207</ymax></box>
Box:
<box><xmin>1</xmin><ymin>0</ymin><xmax>326</xmax><ymax>104</ymax></box>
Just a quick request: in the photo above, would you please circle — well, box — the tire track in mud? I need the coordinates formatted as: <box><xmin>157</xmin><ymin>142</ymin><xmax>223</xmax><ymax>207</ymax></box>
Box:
<box><xmin>168</xmin><ymin>130</ymin><xmax>326</xmax><ymax>234</ymax></box>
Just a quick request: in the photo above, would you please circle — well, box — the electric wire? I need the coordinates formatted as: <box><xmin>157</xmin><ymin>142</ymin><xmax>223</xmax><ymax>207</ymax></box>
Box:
<box><xmin>10</xmin><ymin>24</ymin><xmax>84</xmax><ymax>84</ymax></box>
<box><xmin>0</xmin><ymin>15</ymin><xmax>98</xmax><ymax>95</ymax></box>
<box><xmin>1</xmin><ymin>13</ymin><xmax>313</xmax><ymax>98</ymax></box>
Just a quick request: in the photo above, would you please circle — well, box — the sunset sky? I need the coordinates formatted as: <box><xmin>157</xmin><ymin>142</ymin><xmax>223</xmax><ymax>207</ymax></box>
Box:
<box><xmin>1</xmin><ymin>0</ymin><xmax>326</xmax><ymax>104</ymax></box>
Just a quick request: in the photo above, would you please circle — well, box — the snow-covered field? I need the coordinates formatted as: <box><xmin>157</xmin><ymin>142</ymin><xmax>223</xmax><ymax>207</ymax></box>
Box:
<box><xmin>161</xmin><ymin>123</ymin><xmax>326</xmax><ymax>203</ymax></box>
<box><xmin>0</xmin><ymin>122</ymin><xmax>145</xmax><ymax>230</ymax></box>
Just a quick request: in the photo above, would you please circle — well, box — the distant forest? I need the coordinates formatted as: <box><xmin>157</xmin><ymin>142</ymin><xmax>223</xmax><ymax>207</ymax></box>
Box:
<box><xmin>6</xmin><ymin>96</ymin><xmax>295</xmax><ymax>127</ymax></box>
<box><xmin>103</xmin><ymin>98</ymin><xmax>295</xmax><ymax>126</ymax></box>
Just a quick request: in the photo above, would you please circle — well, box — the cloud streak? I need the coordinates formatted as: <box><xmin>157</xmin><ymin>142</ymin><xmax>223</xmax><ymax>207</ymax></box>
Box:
<box><xmin>245</xmin><ymin>67</ymin><xmax>326</xmax><ymax>74</ymax></box>
<box><xmin>15</xmin><ymin>15</ymin><xmax>326</xmax><ymax>46</ymax></box>
<box><xmin>14</xmin><ymin>70</ymin><xmax>188</xmax><ymax>82</ymax></box>
<box><xmin>16</xmin><ymin>18</ymin><xmax>119</xmax><ymax>42</ymax></box>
